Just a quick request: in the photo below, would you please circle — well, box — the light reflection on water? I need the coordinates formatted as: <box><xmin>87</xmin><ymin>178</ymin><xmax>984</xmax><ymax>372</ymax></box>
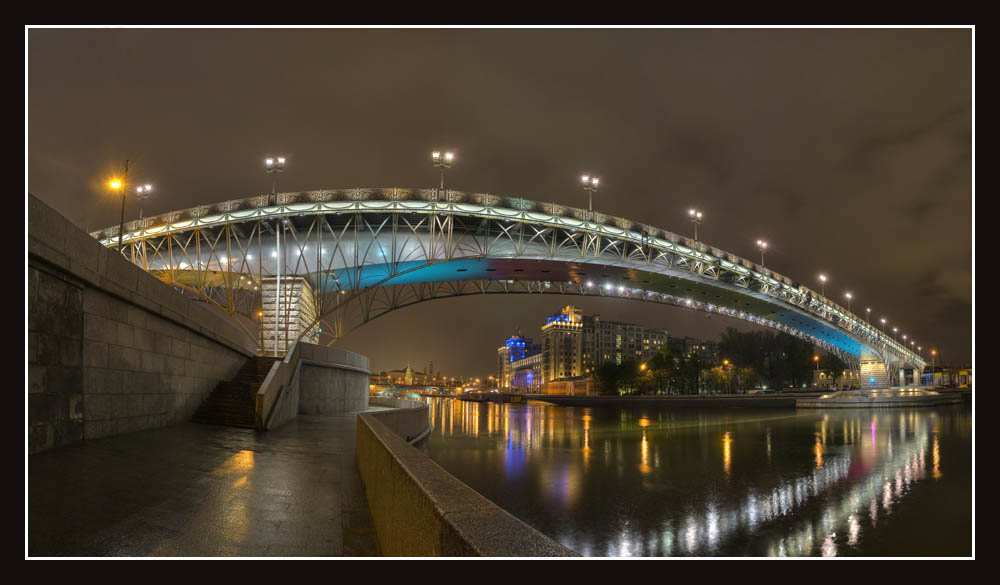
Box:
<box><xmin>425</xmin><ymin>398</ymin><xmax>971</xmax><ymax>557</ymax></box>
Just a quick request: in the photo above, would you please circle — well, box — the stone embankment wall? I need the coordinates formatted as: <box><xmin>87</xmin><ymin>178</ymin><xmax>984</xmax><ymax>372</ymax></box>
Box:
<box><xmin>28</xmin><ymin>195</ymin><xmax>257</xmax><ymax>453</ymax></box>
<box><xmin>356</xmin><ymin>399</ymin><xmax>576</xmax><ymax>557</ymax></box>
<box><xmin>259</xmin><ymin>342</ymin><xmax>371</xmax><ymax>431</ymax></box>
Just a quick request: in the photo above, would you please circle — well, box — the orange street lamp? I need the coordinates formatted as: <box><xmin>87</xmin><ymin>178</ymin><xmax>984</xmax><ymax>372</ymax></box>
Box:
<box><xmin>110</xmin><ymin>159</ymin><xmax>129</xmax><ymax>252</ymax></box>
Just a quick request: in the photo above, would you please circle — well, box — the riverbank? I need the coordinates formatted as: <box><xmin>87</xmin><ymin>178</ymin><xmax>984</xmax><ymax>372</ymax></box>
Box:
<box><xmin>523</xmin><ymin>393</ymin><xmax>810</xmax><ymax>408</ymax></box>
<box><xmin>516</xmin><ymin>388</ymin><xmax>972</xmax><ymax>409</ymax></box>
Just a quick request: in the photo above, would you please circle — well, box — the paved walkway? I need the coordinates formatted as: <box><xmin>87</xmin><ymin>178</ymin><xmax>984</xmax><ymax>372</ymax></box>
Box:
<box><xmin>29</xmin><ymin>413</ymin><xmax>384</xmax><ymax>557</ymax></box>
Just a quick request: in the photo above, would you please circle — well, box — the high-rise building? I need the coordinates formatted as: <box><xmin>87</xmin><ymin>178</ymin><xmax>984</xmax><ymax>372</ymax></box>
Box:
<box><xmin>541</xmin><ymin>306</ymin><xmax>584</xmax><ymax>381</ymax></box>
<box><xmin>497</xmin><ymin>306</ymin><xmax>668</xmax><ymax>392</ymax></box>
<box><xmin>497</xmin><ymin>333</ymin><xmax>541</xmax><ymax>390</ymax></box>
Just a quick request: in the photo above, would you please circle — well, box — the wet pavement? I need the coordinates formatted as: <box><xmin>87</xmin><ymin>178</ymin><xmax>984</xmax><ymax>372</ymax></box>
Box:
<box><xmin>28</xmin><ymin>413</ymin><xmax>384</xmax><ymax>557</ymax></box>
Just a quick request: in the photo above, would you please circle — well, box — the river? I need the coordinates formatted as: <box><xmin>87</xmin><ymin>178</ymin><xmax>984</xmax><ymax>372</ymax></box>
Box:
<box><xmin>423</xmin><ymin>397</ymin><xmax>972</xmax><ymax>557</ymax></box>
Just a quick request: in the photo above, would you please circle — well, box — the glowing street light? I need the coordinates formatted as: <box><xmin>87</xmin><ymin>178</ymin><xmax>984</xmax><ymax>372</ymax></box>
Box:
<box><xmin>264</xmin><ymin>155</ymin><xmax>287</xmax><ymax>356</ymax></box>
<box><xmin>892</xmin><ymin>327</ymin><xmax>898</xmax><ymax>341</ymax></box>
<box><xmin>818</xmin><ymin>274</ymin><xmax>827</xmax><ymax>297</ymax></box>
<box><xmin>880</xmin><ymin>318</ymin><xmax>887</xmax><ymax>334</ymax></box>
<box><xmin>431</xmin><ymin>150</ymin><xmax>455</xmax><ymax>191</ymax></box>
<box><xmin>866</xmin><ymin>307</ymin><xmax>871</xmax><ymax>323</ymax></box>
<box><xmin>265</xmin><ymin>156</ymin><xmax>286</xmax><ymax>205</ymax></box>
<box><xmin>756</xmin><ymin>239</ymin><xmax>768</xmax><ymax>267</ymax></box>
<box><xmin>581</xmin><ymin>174</ymin><xmax>600</xmax><ymax>214</ymax></box>
<box><xmin>110</xmin><ymin>159</ymin><xmax>129</xmax><ymax>252</ymax></box>
<box><xmin>844</xmin><ymin>292</ymin><xmax>852</xmax><ymax>313</ymax></box>
<box><xmin>135</xmin><ymin>184</ymin><xmax>153</xmax><ymax>220</ymax></box>
<box><xmin>688</xmin><ymin>208</ymin><xmax>704</xmax><ymax>241</ymax></box>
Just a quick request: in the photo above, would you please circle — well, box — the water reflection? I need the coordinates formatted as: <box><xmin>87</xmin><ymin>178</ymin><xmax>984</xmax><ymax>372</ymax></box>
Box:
<box><xmin>426</xmin><ymin>398</ymin><xmax>971</xmax><ymax>557</ymax></box>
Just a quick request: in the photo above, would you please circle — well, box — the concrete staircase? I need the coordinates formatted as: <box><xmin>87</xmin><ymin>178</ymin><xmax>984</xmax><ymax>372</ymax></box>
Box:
<box><xmin>192</xmin><ymin>356</ymin><xmax>280</xmax><ymax>428</ymax></box>
<box><xmin>860</xmin><ymin>361</ymin><xmax>891</xmax><ymax>389</ymax></box>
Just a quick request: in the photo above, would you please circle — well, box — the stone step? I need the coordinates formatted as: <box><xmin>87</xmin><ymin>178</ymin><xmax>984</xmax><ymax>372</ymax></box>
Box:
<box><xmin>192</xmin><ymin>355</ymin><xmax>279</xmax><ymax>429</ymax></box>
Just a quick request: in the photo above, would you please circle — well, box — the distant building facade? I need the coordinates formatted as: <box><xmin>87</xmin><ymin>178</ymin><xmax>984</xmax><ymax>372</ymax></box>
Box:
<box><xmin>497</xmin><ymin>334</ymin><xmax>541</xmax><ymax>391</ymax></box>
<box><xmin>497</xmin><ymin>305</ymin><xmax>668</xmax><ymax>393</ymax></box>
<box><xmin>677</xmin><ymin>336</ymin><xmax>719</xmax><ymax>363</ymax></box>
<box><xmin>813</xmin><ymin>369</ymin><xmax>861</xmax><ymax>389</ymax></box>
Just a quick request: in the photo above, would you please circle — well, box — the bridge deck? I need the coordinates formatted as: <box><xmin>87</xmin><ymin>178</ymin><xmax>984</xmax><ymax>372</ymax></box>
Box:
<box><xmin>29</xmin><ymin>413</ymin><xmax>383</xmax><ymax>557</ymax></box>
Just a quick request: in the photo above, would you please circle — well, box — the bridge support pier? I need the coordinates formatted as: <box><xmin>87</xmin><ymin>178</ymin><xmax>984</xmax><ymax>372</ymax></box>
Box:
<box><xmin>860</xmin><ymin>359</ymin><xmax>891</xmax><ymax>389</ymax></box>
<box><xmin>261</xmin><ymin>277</ymin><xmax>319</xmax><ymax>356</ymax></box>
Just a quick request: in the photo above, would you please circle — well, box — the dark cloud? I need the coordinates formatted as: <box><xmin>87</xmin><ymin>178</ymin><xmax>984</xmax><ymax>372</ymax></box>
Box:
<box><xmin>27</xmin><ymin>27</ymin><xmax>973</xmax><ymax>376</ymax></box>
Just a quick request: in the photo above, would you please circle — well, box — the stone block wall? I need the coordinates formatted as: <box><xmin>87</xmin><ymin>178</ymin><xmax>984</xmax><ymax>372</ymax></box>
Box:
<box><xmin>28</xmin><ymin>195</ymin><xmax>256</xmax><ymax>453</ymax></box>
<box><xmin>296</xmin><ymin>343</ymin><xmax>370</xmax><ymax>416</ymax></box>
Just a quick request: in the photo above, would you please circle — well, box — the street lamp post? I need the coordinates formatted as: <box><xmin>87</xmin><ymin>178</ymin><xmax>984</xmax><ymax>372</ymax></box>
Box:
<box><xmin>265</xmin><ymin>156</ymin><xmax>286</xmax><ymax>356</ymax></box>
<box><xmin>432</xmin><ymin>150</ymin><xmax>455</xmax><ymax>192</ymax></box>
<box><xmin>892</xmin><ymin>327</ymin><xmax>898</xmax><ymax>341</ymax></box>
<box><xmin>818</xmin><ymin>274</ymin><xmax>827</xmax><ymax>297</ymax></box>
<box><xmin>845</xmin><ymin>292</ymin><xmax>852</xmax><ymax>313</ymax></box>
<box><xmin>688</xmin><ymin>209</ymin><xmax>703</xmax><ymax>241</ymax></box>
<box><xmin>112</xmin><ymin>159</ymin><xmax>130</xmax><ymax>252</ymax></box>
<box><xmin>814</xmin><ymin>355</ymin><xmax>820</xmax><ymax>387</ymax></box>
<box><xmin>265</xmin><ymin>156</ymin><xmax>286</xmax><ymax>205</ymax></box>
<box><xmin>581</xmin><ymin>175</ymin><xmax>600</xmax><ymax>216</ymax></box>
<box><xmin>866</xmin><ymin>308</ymin><xmax>871</xmax><ymax>323</ymax></box>
<box><xmin>756</xmin><ymin>240</ymin><xmax>768</xmax><ymax>267</ymax></box>
<box><xmin>135</xmin><ymin>184</ymin><xmax>153</xmax><ymax>220</ymax></box>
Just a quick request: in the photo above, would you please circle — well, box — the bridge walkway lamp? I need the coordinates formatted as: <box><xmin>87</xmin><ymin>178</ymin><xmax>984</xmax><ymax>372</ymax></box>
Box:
<box><xmin>756</xmin><ymin>239</ymin><xmax>768</xmax><ymax>268</ymax></box>
<box><xmin>431</xmin><ymin>150</ymin><xmax>455</xmax><ymax>194</ymax></box>
<box><xmin>265</xmin><ymin>155</ymin><xmax>286</xmax><ymax>356</ymax></box>
<box><xmin>135</xmin><ymin>184</ymin><xmax>153</xmax><ymax>221</ymax></box>
<box><xmin>844</xmin><ymin>292</ymin><xmax>852</xmax><ymax>314</ymax></box>
<box><xmin>581</xmin><ymin>175</ymin><xmax>599</xmax><ymax>218</ymax></box>
<box><xmin>688</xmin><ymin>208</ymin><xmax>703</xmax><ymax>241</ymax></box>
<box><xmin>265</xmin><ymin>156</ymin><xmax>286</xmax><ymax>206</ymax></box>
<box><xmin>814</xmin><ymin>355</ymin><xmax>820</xmax><ymax>387</ymax></box>
<box><xmin>866</xmin><ymin>307</ymin><xmax>871</xmax><ymax>323</ymax></box>
<box><xmin>818</xmin><ymin>274</ymin><xmax>827</xmax><ymax>298</ymax></box>
<box><xmin>892</xmin><ymin>327</ymin><xmax>898</xmax><ymax>342</ymax></box>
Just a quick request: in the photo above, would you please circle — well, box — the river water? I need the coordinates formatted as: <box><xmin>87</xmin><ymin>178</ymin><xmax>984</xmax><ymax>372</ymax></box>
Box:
<box><xmin>423</xmin><ymin>397</ymin><xmax>972</xmax><ymax>557</ymax></box>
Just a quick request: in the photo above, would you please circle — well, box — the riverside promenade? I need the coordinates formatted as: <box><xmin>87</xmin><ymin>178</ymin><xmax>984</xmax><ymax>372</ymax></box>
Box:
<box><xmin>28</xmin><ymin>413</ymin><xmax>384</xmax><ymax>557</ymax></box>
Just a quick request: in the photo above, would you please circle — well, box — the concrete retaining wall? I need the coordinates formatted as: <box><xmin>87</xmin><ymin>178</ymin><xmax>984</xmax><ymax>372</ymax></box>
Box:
<box><xmin>356</xmin><ymin>399</ymin><xmax>576</xmax><ymax>557</ymax></box>
<box><xmin>297</xmin><ymin>343</ymin><xmax>370</xmax><ymax>415</ymax></box>
<box><xmin>28</xmin><ymin>195</ymin><xmax>257</xmax><ymax>453</ymax></box>
<box><xmin>258</xmin><ymin>341</ymin><xmax>371</xmax><ymax>430</ymax></box>
<box><xmin>367</xmin><ymin>397</ymin><xmax>430</xmax><ymax>441</ymax></box>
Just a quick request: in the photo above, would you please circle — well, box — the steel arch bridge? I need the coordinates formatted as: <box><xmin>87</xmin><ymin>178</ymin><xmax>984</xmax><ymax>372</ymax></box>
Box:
<box><xmin>91</xmin><ymin>187</ymin><xmax>925</xmax><ymax>377</ymax></box>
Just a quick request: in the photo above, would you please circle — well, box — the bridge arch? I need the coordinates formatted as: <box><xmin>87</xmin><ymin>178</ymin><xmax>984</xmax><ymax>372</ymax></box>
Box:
<box><xmin>92</xmin><ymin>187</ymin><xmax>924</xmax><ymax>373</ymax></box>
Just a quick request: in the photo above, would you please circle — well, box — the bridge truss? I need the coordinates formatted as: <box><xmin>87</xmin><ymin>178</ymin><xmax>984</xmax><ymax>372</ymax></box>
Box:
<box><xmin>92</xmin><ymin>188</ymin><xmax>925</xmax><ymax>371</ymax></box>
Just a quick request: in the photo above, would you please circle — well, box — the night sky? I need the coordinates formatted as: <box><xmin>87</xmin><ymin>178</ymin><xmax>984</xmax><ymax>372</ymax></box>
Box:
<box><xmin>27</xmin><ymin>28</ymin><xmax>973</xmax><ymax>377</ymax></box>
